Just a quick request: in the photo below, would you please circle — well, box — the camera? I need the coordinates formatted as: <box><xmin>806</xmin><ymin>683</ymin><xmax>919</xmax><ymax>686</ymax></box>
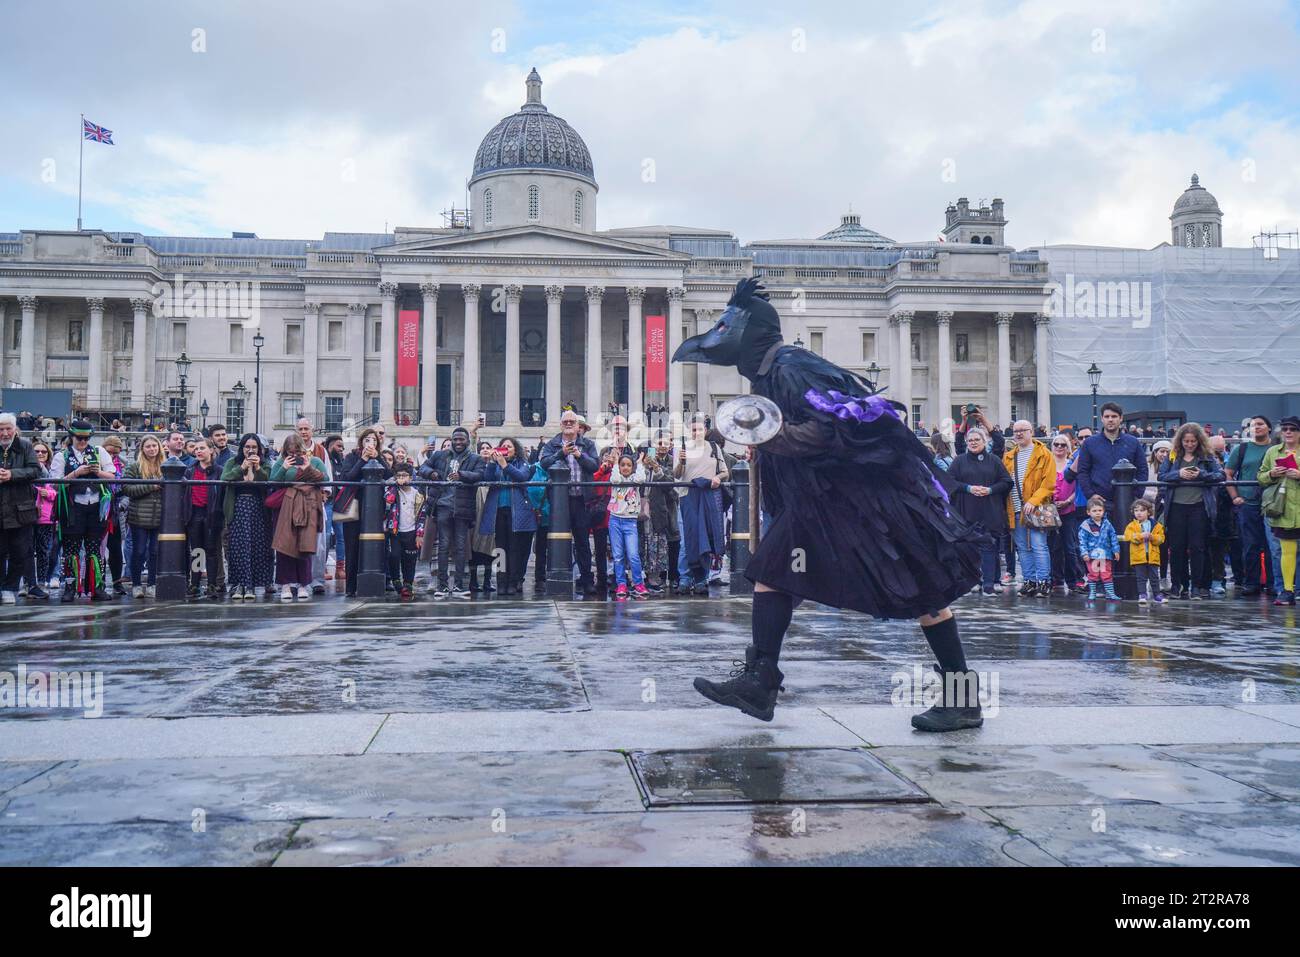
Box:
<box><xmin>965</xmin><ymin>403</ymin><xmax>979</xmax><ymax>415</ymax></box>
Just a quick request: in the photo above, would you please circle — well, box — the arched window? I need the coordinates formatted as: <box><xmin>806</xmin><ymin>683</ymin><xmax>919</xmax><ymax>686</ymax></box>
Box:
<box><xmin>970</xmin><ymin>236</ymin><xmax>980</xmax><ymax>243</ymax></box>
<box><xmin>983</xmin><ymin>235</ymin><xmax>993</xmax><ymax>244</ymax></box>
<box><xmin>574</xmin><ymin>190</ymin><xmax>583</xmax><ymax>226</ymax></box>
<box><xmin>484</xmin><ymin>189</ymin><xmax>493</xmax><ymax>225</ymax></box>
<box><xmin>528</xmin><ymin>185</ymin><xmax>540</xmax><ymax>222</ymax></box>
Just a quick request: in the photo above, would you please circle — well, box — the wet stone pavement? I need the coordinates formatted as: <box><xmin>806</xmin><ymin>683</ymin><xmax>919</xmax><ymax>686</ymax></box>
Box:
<box><xmin>1</xmin><ymin>585</ymin><xmax>1298</xmax><ymax>866</ymax></box>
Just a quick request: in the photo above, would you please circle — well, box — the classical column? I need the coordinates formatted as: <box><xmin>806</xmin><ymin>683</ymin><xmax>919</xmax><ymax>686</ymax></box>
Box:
<box><xmin>347</xmin><ymin>303</ymin><xmax>367</xmax><ymax>422</ymax></box>
<box><xmin>0</xmin><ymin>301</ymin><xmax>6</xmax><ymax>380</ymax></box>
<box><xmin>667</xmin><ymin>286</ymin><xmax>685</xmax><ymax>416</ymax></box>
<box><xmin>584</xmin><ymin>285</ymin><xmax>604</xmax><ymax>417</ymax></box>
<box><xmin>935</xmin><ymin>310</ymin><xmax>953</xmax><ymax>430</ymax></box>
<box><xmin>996</xmin><ymin>311</ymin><xmax>1014</xmax><ymax>427</ymax></box>
<box><xmin>504</xmin><ymin>283</ymin><xmax>523</xmax><ymax>428</ymax></box>
<box><xmin>129</xmin><ymin>297</ymin><xmax>149</xmax><ymax>408</ymax></box>
<box><xmin>626</xmin><ymin>286</ymin><xmax>645</xmax><ymax>419</ymax></box>
<box><xmin>17</xmin><ymin>296</ymin><xmax>36</xmax><ymax>388</ymax></box>
<box><xmin>85</xmin><ymin>297</ymin><xmax>105</xmax><ymax>409</ymax></box>
<box><xmin>303</xmin><ymin>301</ymin><xmax>320</xmax><ymax>425</ymax></box>
<box><xmin>419</xmin><ymin>282</ymin><xmax>439</xmax><ymax>427</ymax></box>
<box><xmin>377</xmin><ymin>282</ymin><xmax>398</xmax><ymax>424</ymax></box>
<box><xmin>462</xmin><ymin>283</ymin><xmax>481</xmax><ymax>425</ymax></box>
<box><xmin>892</xmin><ymin>309</ymin><xmax>914</xmax><ymax>421</ymax></box>
<box><xmin>1034</xmin><ymin>314</ymin><xmax>1051</xmax><ymax>428</ymax></box>
<box><xmin>544</xmin><ymin>284</ymin><xmax>563</xmax><ymax>427</ymax></box>
<box><xmin>694</xmin><ymin>308</ymin><xmax>713</xmax><ymax>415</ymax></box>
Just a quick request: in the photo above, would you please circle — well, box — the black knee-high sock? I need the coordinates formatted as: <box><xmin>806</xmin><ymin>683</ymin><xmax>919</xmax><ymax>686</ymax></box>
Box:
<box><xmin>752</xmin><ymin>591</ymin><xmax>795</xmax><ymax>663</ymax></box>
<box><xmin>921</xmin><ymin>615</ymin><xmax>968</xmax><ymax>673</ymax></box>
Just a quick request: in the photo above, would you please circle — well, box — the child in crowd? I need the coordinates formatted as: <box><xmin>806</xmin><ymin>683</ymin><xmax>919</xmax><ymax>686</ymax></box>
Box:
<box><xmin>608</xmin><ymin>453</ymin><xmax>649</xmax><ymax>601</ymax></box>
<box><xmin>385</xmin><ymin>463</ymin><xmax>425</xmax><ymax>600</ymax></box>
<box><xmin>1123</xmin><ymin>498</ymin><xmax>1166</xmax><ymax>604</ymax></box>
<box><xmin>590</xmin><ymin>447</ymin><xmax>615</xmax><ymax>596</ymax></box>
<box><xmin>1078</xmin><ymin>494</ymin><xmax>1121</xmax><ymax>601</ymax></box>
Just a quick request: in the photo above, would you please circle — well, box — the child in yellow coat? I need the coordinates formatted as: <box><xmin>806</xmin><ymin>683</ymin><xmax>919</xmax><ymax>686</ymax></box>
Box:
<box><xmin>1123</xmin><ymin>498</ymin><xmax>1167</xmax><ymax>604</ymax></box>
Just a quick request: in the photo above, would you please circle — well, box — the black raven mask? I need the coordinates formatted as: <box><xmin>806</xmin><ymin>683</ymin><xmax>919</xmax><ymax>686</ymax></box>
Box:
<box><xmin>672</xmin><ymin>277</ymin><xmax>784</xmax><ymax>379</ymax></box>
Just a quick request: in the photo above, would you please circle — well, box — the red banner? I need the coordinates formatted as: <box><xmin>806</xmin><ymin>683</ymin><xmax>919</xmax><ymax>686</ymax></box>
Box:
<box><xmin>645</xmin><ymin>314</ymin><xmax>666</xmax><ymax>392</ymax></box>
<box><xmin>397</xmin><ymin>309</ymin><xmax>420</xmax><ymax>387</ymax></box>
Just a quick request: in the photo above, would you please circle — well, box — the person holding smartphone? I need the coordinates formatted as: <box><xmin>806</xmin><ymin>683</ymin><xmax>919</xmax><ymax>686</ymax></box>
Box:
<box><xmin>418</xmin><ymin>426</ymin><xmax>484</xmax><ymax>598</ymax></box>
<box><xmin>221</xmin><ymin>433</ymin><xmax>273</xmax><ymax>600</ymax></box>
<box><xmin>539</xmin><ymin>412</ymin><xmax>600</xmax><ymax>596</ymax></box>
<box><xmin>334</xmin><ymin>428</ymin><xmax>390</xmax><ymax>597</ymax></box>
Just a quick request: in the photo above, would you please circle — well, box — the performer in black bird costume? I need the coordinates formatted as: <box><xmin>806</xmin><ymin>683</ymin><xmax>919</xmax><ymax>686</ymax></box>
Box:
<box><xmin>674</xmin><ymin>278</ymin><xmax>985</xmax><ymax>731</ymax></box>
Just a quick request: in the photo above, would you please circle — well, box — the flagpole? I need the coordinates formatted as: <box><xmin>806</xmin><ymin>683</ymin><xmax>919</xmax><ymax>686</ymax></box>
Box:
<box><xmin>77</xmin><ymin>113</ymin><xmax>84</xmax><ymax>231</ymax></box>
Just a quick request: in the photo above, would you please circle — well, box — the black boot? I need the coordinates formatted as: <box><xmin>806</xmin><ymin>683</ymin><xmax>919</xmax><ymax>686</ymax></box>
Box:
<box><xmin>911</xmin><ymin>666</ymin><xmax>984</xmax><ymax>732</ymax></box>
<box><xmin>468</xmin><ymin>565</ymin><xmax>480</xmax><ymax>594</ymax></box>
<box><xmin>693</xmin><ymin>650</ymin><xmax>783</xmax><ymax>722</ymax></box>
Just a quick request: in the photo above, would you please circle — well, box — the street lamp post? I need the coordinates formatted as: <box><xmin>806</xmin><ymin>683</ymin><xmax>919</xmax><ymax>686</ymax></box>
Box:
<box><xmin>252</xmin><ymin>332</ymin><xmax>265</xmax><ymax>435</ymax></box>
<box><xmin>200</xmin><ymin>399</ymin><xmax>210</xmax><ymax>431</ymax></box>
<box><xmin>864</xmin><ymin>361</ymin><xmax>881</xmax><ymax>393</ymax></box>
<box><xmin>175</xmin><ymin>352</ymin><xmax>191</xmax><ymax>425</ymax></box>
<box><xmin>231</xmin><ymin>380</ymin><xmax>248</xmax><ymax>435</ymax></box>
<box><xmin>1087</xmin><ymin>363</ymin><xmax>1102</xmax><ymax>431</ymax></box>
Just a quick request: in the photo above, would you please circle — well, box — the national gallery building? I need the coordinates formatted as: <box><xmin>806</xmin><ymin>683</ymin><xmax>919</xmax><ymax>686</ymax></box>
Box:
<box><xmin>3</xmin><ymin>69</ymin><xmax>1291</xmax><ymax>439</ymax></box>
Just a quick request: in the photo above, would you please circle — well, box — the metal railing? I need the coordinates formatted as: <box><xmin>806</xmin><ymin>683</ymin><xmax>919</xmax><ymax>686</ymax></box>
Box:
<box><xmin>22</xmin><ymin>460</ymin><xmax>757</xmax><ymax>601</ymax></box>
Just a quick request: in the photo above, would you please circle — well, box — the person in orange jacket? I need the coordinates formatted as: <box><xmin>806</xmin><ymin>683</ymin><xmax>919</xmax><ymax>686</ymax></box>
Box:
<box><xmin>1123</xmin><ymin>498</ymin><xmax>1167</xmax><ymax>603</ymax></box>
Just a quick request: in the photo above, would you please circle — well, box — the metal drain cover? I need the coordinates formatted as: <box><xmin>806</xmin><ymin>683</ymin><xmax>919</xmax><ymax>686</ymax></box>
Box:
<box><xmin>629</xmin><ymin>748</ymin><xmax>930</xmax><ymax>807</ymax></box>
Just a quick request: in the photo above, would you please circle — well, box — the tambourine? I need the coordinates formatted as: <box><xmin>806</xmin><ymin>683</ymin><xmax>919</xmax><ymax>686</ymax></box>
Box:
<box><xmin>715</xmin><ymin>395</ymin><xmax>783</xmax><ymax>446</ymax></box>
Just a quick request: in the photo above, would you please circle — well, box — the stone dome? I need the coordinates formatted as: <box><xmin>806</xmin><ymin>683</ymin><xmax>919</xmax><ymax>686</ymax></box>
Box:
<box><xmin>471</xmin><ymin>68</ymin><xmax>595</xmax><ymax>186</ymax></box>
<box><xmin>1172</xmin><ymin>173</ymin><xmax>1222</xmax><ymax>215</ymax></box>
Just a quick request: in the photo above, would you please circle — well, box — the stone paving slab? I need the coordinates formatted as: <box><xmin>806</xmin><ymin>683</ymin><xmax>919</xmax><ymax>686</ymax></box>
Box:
<box><xmin>823</xmin><ymin>705</ymin><xmax>1300</xmax><ymax>746</ymax></box>
<box><xmin>274</xmin><ymin>804</ymin><xmax>1053</xmax><ymax>867</ymax></box>
<box><xmin>871</xmin><ymin>744</ymin><xmax>1267</xmax><ymax>808</ymax></box>
<box><xmin>1233</xmin><ymin>704</ymin><xmax>1300</xmax><ymax>729</ymax></box>
<box><xmin>0</xmin><ymin>751</ymin><xmax>643</xmax><ymax>828</ymax></box>
<box><xmin>0</xmin><ymin>714</ymin><xmax>388</xmax><ymax>760</ymax></box>
<box><xmin>1151</xmin><ymin>744</ymin><xmax>1300</xmax><ymax>801</ymax></box>
<box><xmin>368</xmin><ymin>708</ymin><xmax>866</xmax><ymax>753</ymax></box>
<box><xmin>0</xmin><ymin>762</ymin><xmax>60</xmax><ymax>795</ymax></box>
<box><xmin>0</xmin><ymin>822</ymin><xmax>298</xmax><ymax>867</ymax></box>
<box><xmin>985</xmin><ymin>801</ymin><xmax>1300</xmax><ymax>866</ymax></box>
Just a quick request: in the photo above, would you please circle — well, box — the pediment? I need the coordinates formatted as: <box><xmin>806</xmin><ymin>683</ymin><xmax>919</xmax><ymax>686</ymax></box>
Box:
<box><xmin>372</xmin><ymin>226</ymin><xmax>689</xmax><ymax>261</ymax></box>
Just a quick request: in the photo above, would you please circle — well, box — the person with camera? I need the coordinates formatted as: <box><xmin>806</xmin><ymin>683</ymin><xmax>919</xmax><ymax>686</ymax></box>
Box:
<box><xmin>478</xmin><ymin>438</ymin><xmax>536</xmax><ymax>596</ymax></box>
<box><xmin>539</xmin><ymin>411</ymin><xmax>600</xmax><ymax>596</ymax></box>
<box><xmin>221</xmin><ymin>433</ymin><xmax>273</xmax><ymax>600</ymax></box>
<box><xmin>954</xmin><ymin>404</ymin><xmax>1005</xmax><ymax>459</ymax></box>
<box><xmin>48</xmin><ymin>420</ymin><xmax>118</xmax><ymax>602</ymax></box>
<box><xmin>418</xmin><ymin>425</ymin><xmax>484</xmax><ymax>598</ymax></box>
<box><xmin>334</xmin><ymin>428</ymin><xmax>390</xmax><ymax>597</ymax></box>
<box><xmin>269</xmin><ymin>434</ymin><xmax>329</xmax><ymax>601</ymax></box>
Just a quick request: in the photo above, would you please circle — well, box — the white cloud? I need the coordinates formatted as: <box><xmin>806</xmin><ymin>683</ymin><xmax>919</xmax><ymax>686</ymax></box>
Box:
<box><xmin>3</xmin><ymin>0</ymin><xmax>1298</xmax><ymax>248</ymax></box>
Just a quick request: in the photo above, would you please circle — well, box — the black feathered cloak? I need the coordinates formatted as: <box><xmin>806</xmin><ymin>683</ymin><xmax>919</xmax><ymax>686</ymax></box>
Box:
<box><xmin>745</xmin><ymin>343</ymin><xmax>983</xmax><ymax>619</ymax></box>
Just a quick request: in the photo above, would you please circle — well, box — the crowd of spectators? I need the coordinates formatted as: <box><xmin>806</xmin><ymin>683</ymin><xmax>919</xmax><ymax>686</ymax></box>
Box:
<box><xmin>0</xmin><ymin>398</ymin><xmax>1297</xmax><ymax>606</ymax></box>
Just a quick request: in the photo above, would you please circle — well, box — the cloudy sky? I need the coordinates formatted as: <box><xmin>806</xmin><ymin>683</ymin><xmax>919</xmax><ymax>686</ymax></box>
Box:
<box><xmin>3</xmin><ymin>0</ymin><xmax>1298</xmax><ymax>248</ymax></box>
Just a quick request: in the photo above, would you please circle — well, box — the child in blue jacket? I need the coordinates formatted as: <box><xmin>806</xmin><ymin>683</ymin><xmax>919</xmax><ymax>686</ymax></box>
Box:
<box><xmin>1078</xmin><ymin>494</ymin><xmax>1121</xmax><ymax>601</ymax></box>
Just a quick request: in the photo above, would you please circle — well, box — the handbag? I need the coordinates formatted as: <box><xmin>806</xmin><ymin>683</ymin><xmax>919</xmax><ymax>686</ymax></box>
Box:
<box><xmin>1262</xmin><ymin>482</ymin><xmax>1286</xmax><ymax>520</ymax></box>
<box><xmin>265</xmin><ymin>487</ymin><xmax>286</xmax><ymax>509</ymax></box>
<box><xmin>335</xmin><ymin>497</ymin><xmax>360</xmax><ymax>522</ymax></box>
<box><xmin>1017</xmin><ymin>462</ymin><xmax>1060</xmax><ymax>528</ymax></box>
<box><xmin>1026</xmin><ymin>501</ymin><xmax>1061</xmax><ymax>529</ymax></box>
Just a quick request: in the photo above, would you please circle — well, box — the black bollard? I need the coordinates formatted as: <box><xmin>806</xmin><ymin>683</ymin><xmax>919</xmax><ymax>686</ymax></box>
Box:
<box><xmin>546</xmin><ymin>462</ymin><xmax>574</xmax><ymax>598</ymax></box>
<box><xmin>356</xmin><ymin>459</ymin><xmax>386</xmax><ymax>598</ymax></box>
<box><xmin>1111</xmin><ymin>458</ymin><xmax>1138</xmax><ymax>600</ymax></box>
<box><xmin>155</xmin><ymin>458</ymin><xmax>189</xmax><ymax>600</ymax></box>
<box><xmin>729</xmin><ymin>460</ymin><xmax>753</xmax><ymax>596</ymax></box>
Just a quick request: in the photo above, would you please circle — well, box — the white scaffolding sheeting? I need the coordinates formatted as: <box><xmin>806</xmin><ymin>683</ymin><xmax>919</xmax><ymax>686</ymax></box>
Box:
<box><xmin>1036</xmin><ymin>245</ymin><xmax>1300</xmax><ymax>395</ymax></box>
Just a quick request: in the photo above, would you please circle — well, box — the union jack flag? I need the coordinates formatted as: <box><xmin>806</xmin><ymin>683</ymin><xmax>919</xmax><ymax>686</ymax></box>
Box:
<box><xmin>82</xmin><ymin>118</ymin><xmax>114</xmax><ymax>145</ymax></box>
